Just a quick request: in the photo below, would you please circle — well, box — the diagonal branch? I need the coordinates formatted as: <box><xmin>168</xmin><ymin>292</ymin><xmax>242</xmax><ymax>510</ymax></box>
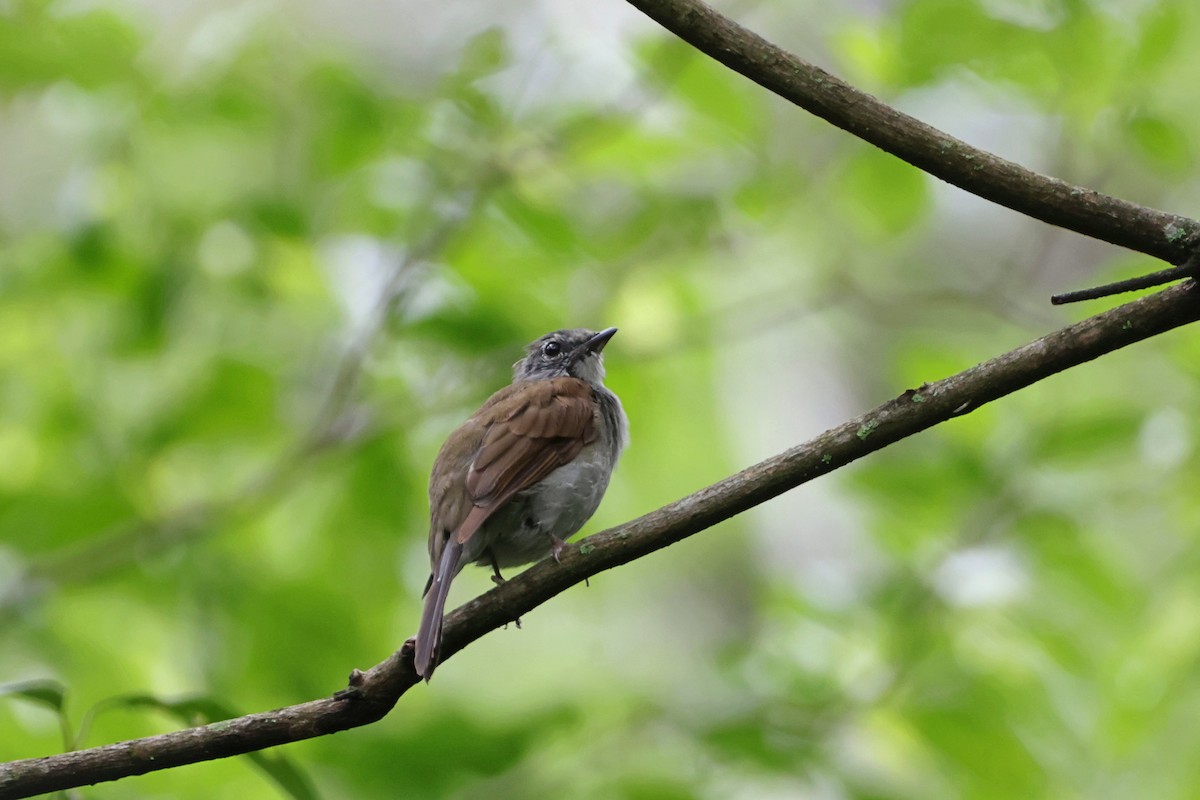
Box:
<box><xmin>623</xmin><ymin>0</ymin><xmax>1200</xmax><ymax>263</ymax></box>
<box><xmin>3</xmin><ymin>280</ymin><xmax>1198</xmax><ymax>799</ymax></box>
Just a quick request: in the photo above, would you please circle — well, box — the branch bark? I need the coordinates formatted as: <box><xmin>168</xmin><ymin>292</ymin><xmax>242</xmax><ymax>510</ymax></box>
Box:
<box><xmin>624</xmin><ymin>0</ymin><xmax>1200</xmax><ymax>263</ymax></box>
<box><xmin>4</xmin><ymin>280</ymin><xmax>1199</xmax><ymax>799</ymax></box>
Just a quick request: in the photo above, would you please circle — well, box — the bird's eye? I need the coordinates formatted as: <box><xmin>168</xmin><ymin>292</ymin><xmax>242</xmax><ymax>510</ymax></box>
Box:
<box><xmin>543</xmin><ymin>341</ymin><xmax>562</xmax><ymax>357</ymax></box>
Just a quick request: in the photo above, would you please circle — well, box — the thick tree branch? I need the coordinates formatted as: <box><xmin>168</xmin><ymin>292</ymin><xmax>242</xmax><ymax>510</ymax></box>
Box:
<box><xmin>4</xmin><ymin>280</ymin><xmax>1199</xmax><ymax>799</ymax></box>
<box><xmin>624</xmin><ymin>0</ymin><xmax>1200</xmax><ymax>264</ymax></box>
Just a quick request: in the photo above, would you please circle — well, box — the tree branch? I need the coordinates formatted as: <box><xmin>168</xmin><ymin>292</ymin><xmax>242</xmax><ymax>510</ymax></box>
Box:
<box><xmin>1051</xmin><ymin>252</ymin><xmax>1200</xmax><ymax>304</ymax></box>
<box><xmin>4</xmin><ymin>280</ymin><xmax>1199</xmax><ymax>799</ymax></box>
<box><xmin>623</xmin><ymin>0</ymin><xmax>1200</xmax><ymax>263</ymax></box>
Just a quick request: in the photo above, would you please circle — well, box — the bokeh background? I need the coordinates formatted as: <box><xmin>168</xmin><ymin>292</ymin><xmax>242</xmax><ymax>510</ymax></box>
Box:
<box><xmin>5</xmin><ymin>0</ymin><xmax>1200</xmax><ymax>797</ymax></box>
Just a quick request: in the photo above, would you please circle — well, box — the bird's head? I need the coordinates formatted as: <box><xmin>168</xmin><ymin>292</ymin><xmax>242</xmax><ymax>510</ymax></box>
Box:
<box><xmin>513</xmin><ymin>327</ymin><xmax>618</xmax><ymax>385</ymax></box>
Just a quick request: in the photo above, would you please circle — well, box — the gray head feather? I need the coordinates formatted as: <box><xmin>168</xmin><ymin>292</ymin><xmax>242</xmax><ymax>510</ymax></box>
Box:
<box><xmin>512</xmin><ymin>327</ymin><xmax>617</xmax><ymax>385</ymax></box>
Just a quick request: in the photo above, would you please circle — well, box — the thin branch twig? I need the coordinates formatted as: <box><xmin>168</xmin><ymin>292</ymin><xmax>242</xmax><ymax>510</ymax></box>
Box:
<box><xmin>1051</xmin><ymin>253</ymin><xmax>1200</xmax><ymax>305</ymax></box>
<box><xmin>3</xmin><ymin>280</ymin><xmax>1199</xmax><ymax>799</ymax></box>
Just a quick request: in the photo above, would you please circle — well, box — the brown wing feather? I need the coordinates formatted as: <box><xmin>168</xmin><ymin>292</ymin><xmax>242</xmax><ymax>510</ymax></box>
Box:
<box><xmin>419</xmin><ymin>376</ymin><xmax>599</xmax><ymax>679</ymax></box>
<box><xmin>450</xmin><ymin>377</ymin><xmax>597</xmax><ymax>545</ymax></box>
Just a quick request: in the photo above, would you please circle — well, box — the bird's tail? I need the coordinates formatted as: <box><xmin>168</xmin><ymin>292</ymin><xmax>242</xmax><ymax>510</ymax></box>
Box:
<box><xmin>414</xmin><ymin>537</ymin><xmax>464</xmax><ymax>680</ymax></box>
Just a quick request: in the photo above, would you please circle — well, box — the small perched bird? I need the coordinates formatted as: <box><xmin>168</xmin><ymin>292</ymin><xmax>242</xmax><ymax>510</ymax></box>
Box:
<box><xmin>414</xmin><ymin>327</ymin><xmax>628</xmax><ymax>679</ymax></box>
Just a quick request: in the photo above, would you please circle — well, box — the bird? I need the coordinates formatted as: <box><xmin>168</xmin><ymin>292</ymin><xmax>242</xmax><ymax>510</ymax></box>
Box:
<box><xmin>414</xmin><ymin>327</ymin><xmax>629</xmax><ymax>680</ymax></box>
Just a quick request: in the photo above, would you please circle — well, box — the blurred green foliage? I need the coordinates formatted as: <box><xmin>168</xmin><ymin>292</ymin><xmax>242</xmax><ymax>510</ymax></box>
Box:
<box><xmin>3</xmin><ymin>0</ymin><xmax>1200</xmax><ymax>798</ymax></box>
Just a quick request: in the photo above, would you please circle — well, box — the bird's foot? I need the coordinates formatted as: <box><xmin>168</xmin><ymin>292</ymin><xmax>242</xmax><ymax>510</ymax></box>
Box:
<box><xmin>488</xmin><ymin>551</ymin><xmax>506</xmax><ymax>585</ymax></box>
<box><xmin>550</xmin><ymin>536</ymin><xmax>567</xmax><ymax>563</ymax></box>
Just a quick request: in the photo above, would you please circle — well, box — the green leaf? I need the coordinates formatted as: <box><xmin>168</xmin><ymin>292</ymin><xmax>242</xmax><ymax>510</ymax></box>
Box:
<box><xmin>0</xmin><ymin>3</ymin><xmax>141</xmax><ymax>91</ymax></box>
<box><xmin>1130</xmin><ymin>3</ymin><xmax>1186</xmax><ymax>77</ymax></box>
<box><xmin>838</xmin><ymin>148</ymin><xmax>930</xmax><ymax>237</ymax></box>
<box><xmin>639</xmin><ymin>38</ymin><xmax>764</xmax><ymax>141</ymax></box>
<box><xmin>0</xmin><ymin>679</ymin><xmax>73</xmax><ymax>750</ymax></box>
<box><xmin>455</xmin><ymin>27</ymin><xmax>509</xmax><ymax>83</ymax></box>
<box><xmin>306</xmin><ymin>62</ymin><xmax>391</xmax><ymax>175</ymax></box>
<box><xmin>492</xmin><ymin>190</ymin><xmax>581</xmax><ymax>256</ymax></box>
<box><xmin>1125</xmin><ymin>113</ymin><xmax>1193</xmax><ymax>174</ymax></box>
<box><xmin>0</xmin><ymin>678</ymin><xmax>67</xmax><ymax>712</ymax></box>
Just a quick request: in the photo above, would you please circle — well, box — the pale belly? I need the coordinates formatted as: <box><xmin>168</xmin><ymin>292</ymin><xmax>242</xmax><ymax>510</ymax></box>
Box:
<box><xmin>468</xmin><ymin>445</ymin><xmax>613</xmax><ymax>569</ymax></box>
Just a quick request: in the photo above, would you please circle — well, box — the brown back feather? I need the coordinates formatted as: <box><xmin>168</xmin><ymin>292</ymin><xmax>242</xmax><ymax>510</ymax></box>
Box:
<box><xmin>443</xmin><ymin>377</ymin><xmax>597</xmax><ymax>546</ymax></box>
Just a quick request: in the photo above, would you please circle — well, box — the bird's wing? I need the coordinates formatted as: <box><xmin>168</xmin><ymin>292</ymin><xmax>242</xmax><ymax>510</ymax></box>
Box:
<box><xmin>452</xmin><ymin>376</ymin><xmax>597</xmax><ymax>545</ymax></box>
<box><xmin>418</xmin><ymin>376</ymin><xmax>597</xmax><ymax>679</ymax></box>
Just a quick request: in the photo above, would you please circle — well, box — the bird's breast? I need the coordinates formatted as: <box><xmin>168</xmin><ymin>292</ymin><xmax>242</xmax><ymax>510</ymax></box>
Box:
<box><xmin>477</xmin><ymin>441</ymin><xmax>615</xmax><ymax>568</ymax></box>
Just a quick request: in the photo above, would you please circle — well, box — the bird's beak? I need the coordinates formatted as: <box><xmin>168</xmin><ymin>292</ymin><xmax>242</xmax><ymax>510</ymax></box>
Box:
<box><xmin>584</xmin><ymin>327</ymin><xmax>618</xmax><ymax>354</ymax></box>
